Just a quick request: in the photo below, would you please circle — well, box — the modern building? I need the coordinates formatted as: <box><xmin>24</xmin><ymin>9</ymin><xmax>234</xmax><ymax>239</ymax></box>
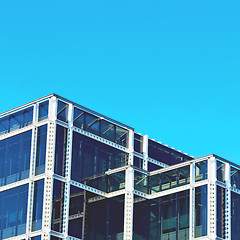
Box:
<box><xmin>0</xmin><ymin>94</ymin><xmax>239</xmax><ymax>240</ymax></box>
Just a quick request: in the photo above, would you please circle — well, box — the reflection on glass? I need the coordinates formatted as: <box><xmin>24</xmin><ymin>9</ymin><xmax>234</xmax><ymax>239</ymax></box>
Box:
<box><xmin>73</xmin><ymin>107</ymin><xmax>128</xmax><ymax>147</ymax></box>
<box><xmin>85</xmin><ymin>194</ymin><xmax>124</xmax><ymax>239</ymax></box>
<box><xmin>54</xmin><ymin>125</ymin><xmax>67</xmax><ymax>176</ymax></box>
<box><xmin>57</xmin><ymin>101</ymin><xmax>68</xmax><ymax>123</ymax></box>
<box><xmin>217</xmin><ymin>161</ymin><xmax>225</xmax><ymax>183</ymax></box>
<box><xmin>133</xmin><ymin>156</ymin><xmax>143</xmax><ymax>169</ymax></box>
<box><xmin>38</xmin><ymin>101</ymin><xmax>49</xmax><ymax>121</ymax></box>
<box><xmin>32</xmin><ymin>179</ymin><xmax>44</xmax><ymax>231</ymax></box>
<box><xmin>71</xmin><ymin>132</ymin><xmax>126</xmax><ymax>182</ymax></box>
<box><xmin>148</xmin><ymin>162</ymin><xmax>162</xmax><ymax>172</ymax></box>
<box><xmin>0</xmin><ymin>184</ymin><xmax>28</xmax><ymax>239</ymax></box>
<box><xmin>0</xmin><ymin>107</ymin><xmax>33</xmax><ymax>136</ymax></box>
<box><xmin>149</xmin><ymin>165</ymin><xmax>190</xmax><ymax>194</ymax></box>
<box><xmin>35</xmin><ymin>125</ymin><xmax>47</xmax><ymax>175</ymax></box>
<box><xmin>134</xmin><ymin>133</ymin><xmax>143</xmax><ymax>153</ymax></box>
<box><xmin>217</xmin><ymin>186</ymin><xmax>225</xmax><ymax>238</ymax></box>
<box><xmin>148</xmin><ymin>139</ymin><xmax>193</xmax><ymax>165</ymax></box>
<box><xmin>51</xmin><ymin>180</ymin><xmax>65</xmax><ymax>233</ymax></box>
<box><xmin>0</xmin><ymin>131</ymin><xmax>31</xmax><ymax>186</ymax></box>
<box><xmin>133</xmin><ymin>190</ymin><xmax>189</xmax><ymax>240</ymax></box>
<box><xmin>195</xmin><ymin>185</ymin><xmax>207</xmax><ymax>238</ymax></box>
<box><xmin>134</xmin><ymin>171</ymin><xmax>148</xmax><ymax>193</ymax></box>
<box><xmin>231</xmin><ymin>192</ymin><xmax>240</xmax><ymax>239</ymax></box>
<box><xmin>195</xmin><ymin>160</ymin><xmax>208</xmax><ymax>182</ymax></box>
<box><xmin>231</xmin><ymin>167</ymin><xmax>240</xmax><ymax>189</ymax></box>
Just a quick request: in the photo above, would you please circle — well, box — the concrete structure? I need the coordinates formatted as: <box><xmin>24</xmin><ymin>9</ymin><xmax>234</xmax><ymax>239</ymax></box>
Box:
<box><xmin>0</xmin><ymin>94</ymin><xmax>239</xmax><ymax>240</ymax></box>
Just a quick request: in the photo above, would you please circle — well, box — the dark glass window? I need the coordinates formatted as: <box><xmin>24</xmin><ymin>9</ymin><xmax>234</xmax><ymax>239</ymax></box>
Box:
<box><xmin>134</xmin><ymin>171</ymin><xmax>148</xmax><ymax>194</ymax></box>
<box><xmin>31</xmin><ymin>236</ymin><xmax>41</xmax><ymax>240</ymax></box>
<box><xmin>32</xmin><ymin>179</ymin><xmax>44</xmax><ymax>231</ymax></box>
<box><xmin>217</xmin><ymin>161</ymin><xmax>225</xmax><ymax>183</ymax></box>
<box><xmin>57</xmin><ymin>101</ymin><xmax>68</xmax><ymax>123</ymax></box>
<box><xmin>38</xmin><ymin>101</ymin><xmax>49</xmax><ymax>121</ymax></box>
<box><xmin>35</xmin><ymin>125</ymin><xmax>47</xmax><ymax>175</ymax></box>
<box><xmin>71</xmin><ymin>132</ymin><xmax>126</xmax><ymax>183</ymax></box>
<box><xmin>195</xmin><ymin>185</ymin><xmax>207</xmax><ymax>238</ymax></box>
<box><xmin>0</xmin><ymin>107</ymin><xmax>33</xmax><ymax>136</ymax></box>
<box><xmin>134</xmin><ymin>133</ymin><xmax>143</xmax><ymax>153</ymax></box>
<box><xmin>217</xmin><ymin>186</ymin><xmax>225</xmax><ymax>238</ymax></box>
<box><xmin>231</xmin><ymin>167</ymin><xmax>240</xmax><ymax>189</ymax></box>
<box><xmin>133</xmin><ymin>190</ymin><xmax>189</xmax><ymax>240</ymax></box>
<box><xmin>0</xmin><ymin>130</ymin><xmax>31</xmax><ymax>186</ymax></box>
<box><xmin>54</xmin><ymin>125</ymin><xmax>67</xmax><ymax>176</ymax></box>
<box><xmin>195</xmin><ymin>160</ymin><xmax>208</xmax><ymax>182</ymax></box>
<box><xmin>148</xmin><ymin>139</ymin><xmax>193</xmax><ymax>165</ymax></box>
<box><xmin>148</xmin><ymin>162</ymin><xmax>163</xmax><ymax>172</ymax></box>
<box><xmin>231</xmin><ymin>192</ymin><xmax>240</xmax><ymax>239</ymax></box>
<box><xmin>133</xmin><ymin>156</ymin><xmax>143</xmax><ymax>169</ymax></box>
<box><xmin>73</xmin><ymin>108</ymin><xmax>128</xmax><ymax>147</ymax></box>
<box><xmin>85</xmin><ymin>194</ymin><xmax>124</xmax><ymax>240</ymax></box>
<box><xmin>51</xmin><ymin>180</ymin><xmax>64</xmax><ymax>233</ymax></box>
<box><xmin>0</xmin><ymin>184</ymin><xmax>28</xmax><ymax>239</ymax></box>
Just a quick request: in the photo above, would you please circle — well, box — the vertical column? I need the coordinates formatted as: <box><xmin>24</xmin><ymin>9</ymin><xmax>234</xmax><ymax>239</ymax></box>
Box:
<box><xmin>42</xmin><ymin>96</ymin><xmax>57</xmax><ymax>240</ymax></box>
<box><xmin>225</xmin><ymin>163</ymin><xmax>231</xmax><ymax>240</ymax></box>
<box><xmin>62</xmin><ymin>104</ymin><xmax>74</xmax><ymax>240</ymax></box>
<box><xmin>189</xmin><ymin>162</ymin><xmax>195</xmax><ymax>240</ymax></box>
<box><xmin>26</xmin><ymin>103</ymin><xmax>38</xmax><ymax>237</ymax></box>
<box><xmin>124</xmin><ymin>167</ymin><xmax>134</xmax><ymax>240</ymax></box>
<box><xmin>208</xmin><ymin>156</ymin><xmax>217</xmax><ymax>240</ymax></box>
<box><xmin>142</xmin><ymin>135</ymin><xmax>148</xmax><ymax>171</ymax></box>
<box><xmin>124</xmin><ymin>129</ymin><xmax>134</xmax><ymax>240</ymax></box>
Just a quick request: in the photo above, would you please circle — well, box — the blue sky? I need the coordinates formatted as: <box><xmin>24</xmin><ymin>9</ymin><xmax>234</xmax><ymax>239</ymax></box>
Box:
<box><xmin>0</xmin><ymin>1</ymin><xmax>240</xmax><ymax>164</ymax></box>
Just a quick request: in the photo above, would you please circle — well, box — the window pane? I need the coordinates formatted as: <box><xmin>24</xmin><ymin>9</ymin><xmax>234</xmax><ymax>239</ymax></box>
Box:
<box><xmin>32</xmin><ymin>179</ymin><xmax>44</xmax><ymax>231</ymax></box>
<box><xmin>195</xmin><ymin>185</ymin><xmax>207</xmax><ymax>237</ymax></box>
<box><xmin>217</xmin><ymin>186</ymin><xmax>225</xmax><ymax>238</ymax></box>
<box><xmin>231</xmin><ymin>192</ymin><xmax>240</xmax><ymax>239</ymax></box>
<box><xmin>38</xmin><ymin>101</ymin><xmax>49</xmax><ymax>121</ymax></box>
<box><xmin>51</xmin><ymin>180</ymin><xmax>65</xmax><ymax>233</ymax></box>
<box><xmin>0</xmin><ymin>184</ymin><xmax>28</xmax><ymax>239</ymax></box>
<box><xmin>134</xmin><ymin>133</ymin><xmax>143</xmax><ymax>153</ymax></box>
<box><xmin>231</xmin><ymin>167</ymin><xmax>240</xmax><ymax>189</ymax></box>
<box><xmin>85</xmin><ymin>113</ymin><xmax>100</xmax><ymax>135</ymax></box>
<box><xmin>195</xmin><ymin>160</ymin><xmax>208</xmax><ymax>182</ymax></box>
<box><xmin>54</xmin><ymin>125</ymin><xmax>67</xmax><ymax>176</ymax></box>
<box><xmin>73</xmin><ymin>108</ymin><xmax>84</xmax><ymax>129</ymax></box>
<box><xmin>217</xmin><ymin>161</ymin><xmax>225</xmax><ymax>183</ymax></box>
<box><xmin>35</xmin><ymin>125</ymin><xmax>47</xmax><ymax>175</ymax></box>
<box><xmin>57</xmin><ymin>101</ymin><xmax>68</xmax><ymax>123</ymax></box>
<box><xmin>0</xmin><ymin>131</ymin><xmax>31</xmax><ymax>187</ymax></box>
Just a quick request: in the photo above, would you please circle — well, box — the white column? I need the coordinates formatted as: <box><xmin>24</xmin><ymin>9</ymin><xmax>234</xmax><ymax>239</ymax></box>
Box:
<box><xmin>42</xmin><ymin>96</ymin><xmax>57</xmax><ymax>240</ymax></box>
<box><xmin>26</xmin><ymin>103</ymin><xmax>38</xmax><ymax>237</ymax></box>
<box><xmin>142</xmin><ymin>135</ymin><xmax>148</xmax><ymax>171</ymax></box>
<box><xmin>225</xmin><ymin>163</ymin><xmax>231</xmax><ymax>240</ymax></box>
<box><xmin>189</xmin><ymin>162</ymin><xmax>195</xmax><ymax>240</ymax></box>
<box><xmin>208</xmin><ymin>156</ymin><xmax>217</xmax><ymax>240</ymax></box>
<box><xmin>62</xmin><ymin>103</ymin><xmax>74</xmax><ymax>240</ymax></box>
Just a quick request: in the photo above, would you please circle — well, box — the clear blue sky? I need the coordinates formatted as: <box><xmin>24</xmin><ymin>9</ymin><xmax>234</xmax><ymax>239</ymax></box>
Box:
<box><xmin>0</xmin><ymin>1</ymin><xmax>240</xmax><ymax>164</ymax></box>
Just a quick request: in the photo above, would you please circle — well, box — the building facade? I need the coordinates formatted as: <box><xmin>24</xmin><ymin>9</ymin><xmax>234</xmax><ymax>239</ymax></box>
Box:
<box><xmin>0</xmin><ymin>94</ymin><xmax>239</xmax><ymax>240</ymax></box>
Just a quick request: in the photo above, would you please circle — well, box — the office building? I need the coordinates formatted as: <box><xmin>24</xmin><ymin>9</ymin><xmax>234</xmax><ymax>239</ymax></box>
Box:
<box><xmin>0</xmin><ymin>94</ymin><xmax>239</xmax><ymax>240</ymax></box>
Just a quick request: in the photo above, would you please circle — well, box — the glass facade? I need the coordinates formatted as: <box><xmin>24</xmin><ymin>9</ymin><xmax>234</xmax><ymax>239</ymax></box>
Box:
<box><xmin>0</xmin><ymin>94</ymin><xmax>239</xmax><ymax>240</ymax></box>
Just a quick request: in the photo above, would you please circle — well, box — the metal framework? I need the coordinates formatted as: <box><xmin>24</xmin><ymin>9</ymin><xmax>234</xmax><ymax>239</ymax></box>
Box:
<box><xmin>0</xmin><ymin>94</ymin><xmax>240</xmax><ymax>240</ymax></box>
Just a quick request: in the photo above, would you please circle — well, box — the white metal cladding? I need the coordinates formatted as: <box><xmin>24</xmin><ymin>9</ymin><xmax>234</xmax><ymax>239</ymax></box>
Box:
<box><xmin>1</xmin><ymin>95</ymin><xmax>240</xmax><ymax>240</ymax></box>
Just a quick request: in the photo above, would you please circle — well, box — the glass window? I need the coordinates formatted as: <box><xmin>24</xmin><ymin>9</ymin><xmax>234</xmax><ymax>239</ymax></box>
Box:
<box><xmin>195</xmin><ymin>160</ymin><xmax>208</xmax><ymax>182</ymax></box>
<box><xmin>133</xmin><ymin>156</ymin><xmax>143</xmax><ymax>169</ymax></box>
<box><xmin>216</xmin><ymin>186</ymin><xmax>225</xmax><ymax>238</ymax></box>
<box><xmin>0</xmin><ymin>184</ymin><xmax>28</xmax><ymax>239</ymax></box>
<box><xmin>0</xmin><ymin>131</ymin><xmax>31</xmax><ymax>187</ymax></box>
<box><xmin>101</xmin><ymin>120</ymin><xmax>115</xmax><ymax>142</ymax></box>
<box><xmin>0</xmin><ymin>107</ymin><xmax>33</xmax><ymax>136</ymax></box>
<box><xmin>115</xmin><ymin>126</ymin><xmax>127</xmax><ymax>147</ymax></box>
<box><xmin>51</xmin><ymin>180</ymin><xmax>65</xmax><ymax>233</ymax></box>
<box><xmin>54</xmin><ymin>125</ymin><xmax>67</xmax><ymax>176</ymax></box>
<box><xmin>148</xmin><ymin>162</ymin><xmax>163</xmax><ymax>172</ymax></box>
<box><xmin>217</xmin><ymin>161</ymin><xmax>225</xmax><ymax>183</ymax></box>
<box><xmin>134</xmin><ymin>133</ymin><xmax>143</xmax><ymax>154</ymax></box>
<box><xmin>35</xmin><ymin>125</ymin><xmax>47</xmax><ymax>175</ymax></box>
<box><xmin>148</xmin><ymin>139</ymin><xmax>193</xmax><ymax>165</ymax></box>
<box><xmin>85</xmin><ymin>194</ymin><xmax>124</xmax><ymax>240</ymax></box>
<box><xmin>231</xmin><ymin>192</ymin><xmax>240</xmax><ymax>239</ymax></box>
<box><xmin>73</xmin><ymin>108</ymin><xmax>84</xmax><ymax>129</ymax></box>
<box><xmin>85</xmin><ymin>113</ymin><xmax>100</xmax><ymax>135</ymax></box>
<box><xmin>31</xmin><ymin>236</ymin><xmax>41</xmax><ymax>240</ymax></box>
<box><xmin>134</xmin><ymin>171</ymin><xmax>148</xmax><ymax>194</ymax></box>
<box><xmin>38</xmin><ymin>101</ymin><xmax>49</xmax><ymax>121</ymax></box>
<box><xmin>231</xmin><ymin>167</ymin><xmax>240</xmax><ymax>189</ymax></box>
<box><xmin>32</xmin><ymin>179</ymin><xmax>44</xmax><ymax>231</ymax></box>
<box><xmin>71</xmin><ymin>132</ymin><xmax>126</xmax><ymax>183</ymax></box>
<box><xmin>57</xmin><ymin>101</ymin><xmax>68</xmax><ymax>123</ymax></box>
<box><xmin>108</xmin><ymin>171</ymin><xmax>125</xmax><ymax>193</ymax></box>
<box><xmin>195</xmin><ymin>185</ymin><xmax>207</xmax><ymax>238</ymax></box>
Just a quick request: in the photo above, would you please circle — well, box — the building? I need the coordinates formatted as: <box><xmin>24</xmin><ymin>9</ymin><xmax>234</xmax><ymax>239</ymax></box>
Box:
<box><xmin>0</xmin><ymin>93</ymin><xmax>239</xmax><ymax>240</ymax></box>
